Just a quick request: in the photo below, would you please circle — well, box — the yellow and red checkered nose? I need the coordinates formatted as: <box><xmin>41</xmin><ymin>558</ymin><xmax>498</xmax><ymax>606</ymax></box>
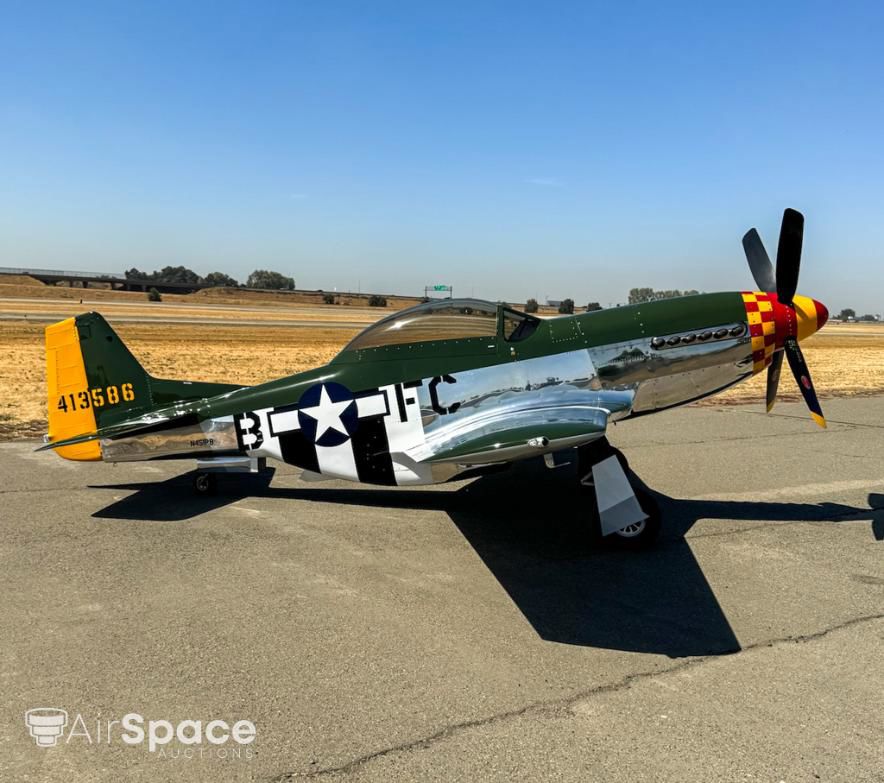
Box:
<box><xmin>741</xmin><ymin>292</ymin><xmax>828</xmax><ymax>374</ymax></box>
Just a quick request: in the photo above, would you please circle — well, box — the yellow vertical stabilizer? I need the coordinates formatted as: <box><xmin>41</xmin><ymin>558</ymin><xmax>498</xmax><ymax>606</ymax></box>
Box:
<box><xmin>45</xmin><ymin>318</ymin><xmax>101</xmax><ymax>461</ymax></box>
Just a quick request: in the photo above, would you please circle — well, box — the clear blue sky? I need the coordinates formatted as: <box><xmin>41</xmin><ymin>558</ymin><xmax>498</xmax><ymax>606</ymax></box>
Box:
<box><xmin>1</xmin><ymin>1</ymin><xmax>882</xmax><ymax>314</ymax></box>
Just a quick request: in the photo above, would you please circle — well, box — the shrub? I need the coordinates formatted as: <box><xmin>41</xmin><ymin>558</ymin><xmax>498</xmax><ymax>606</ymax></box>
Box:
<box><xmin>524</xmin><ymin>298</ymin><xmax>539</xmax><ymax>313</ymax></box>
<box><xmin>322</xmin><ymin>293</ymin><xmax>336</xmax><ymax>305</ymax></box>
<box><xmin>204</xmin><ymin>272</ymin><xmax>239</xmax><ymax>287</ymax></box>
<box><xmin>246</xmin><ymin>270</ymin><xmax>295</xmax><ymax>290</ymax></box>
<box><xmin>368</xmin><ymin>295</ymin><xmax>387</xmax><ymax>307</ymax></box>
<box><xmin>558</xmin><ymin>298</ymin><xmax>574</xmax><ymax>314</ymax></box>
<box><xmin>147</xmin><ymin>287</ymin><xmax>162</xmax><ymax>302</ymax></box>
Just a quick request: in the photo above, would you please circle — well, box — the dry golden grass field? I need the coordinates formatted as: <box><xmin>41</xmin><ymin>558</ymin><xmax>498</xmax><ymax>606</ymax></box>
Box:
<box><xmin>706</xmin><ymin>324</ymin><xmax>884</xmax><ymax>405</ymax></box>
<box><xmin>0</xmin><ymin>276</ymin><xmax>425</xmax><ymax>310</ymax></box>
<box><xmin>0</xmin><ymin>321</ymin><xmax>360</xmax><ymax>439</ymax></box>
<box><xmin>1</xmin><ymin>310</ymin><xmax>881</xmax><ymax>440</ymax></box>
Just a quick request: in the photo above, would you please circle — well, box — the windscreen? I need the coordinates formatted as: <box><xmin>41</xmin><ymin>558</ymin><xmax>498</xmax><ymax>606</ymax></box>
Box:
<box><xmin>343</xmin><ymin>300</ymin><xmax>498</xmax><ymax>351</ymax></box>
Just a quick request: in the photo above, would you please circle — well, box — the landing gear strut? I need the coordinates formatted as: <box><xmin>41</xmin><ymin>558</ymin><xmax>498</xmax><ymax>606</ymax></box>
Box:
<box><xmin>577</xmin><ymin>438</ymin><xmax>661</xmax><ymax>549</ymax></box>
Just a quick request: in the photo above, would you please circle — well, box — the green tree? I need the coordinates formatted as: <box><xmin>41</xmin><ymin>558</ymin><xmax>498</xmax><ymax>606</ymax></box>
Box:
<box><xmin>524</xmin><ymin>298</ymin><xmax>539</xmax><ymax>313</ymax></box>
<box><xmin>628</xmin><ymin>287</ymin><xmax>656</xmax><ymax>304</ymax></box>
<box><xmin>246</xmin><ymin>270</ymin><xmax>296</xmax><ymax>290</ymax></box>
<box><xmin>322</xmin><ymin>293</ymin><xmax>336</xmax><ymax>305</ymax></box>
<box><xmin>628</xmin><ymin>287</ymin><xmax>699</xmax><ymax>304</ymax></box>
<box><xmin>558</xmin><ymin>298</ymin><xmax>574</xmax><ymax>314</ymax></box>
<box><xmin>585</xmin><ymin>301</ymin><xmax>602</xmax><ymax>312</ymax></box>
<box><xmin>368</xmin><ymin>294</ymin><xmax>388</xmax><ymax>307</ymax></box>
<box><xmin>153</xmin><ymin>266</ymin><xmax>202</xmax><ymax>284</ymax></box>
<box><xmin>204</xmin><ymin>271</ymin><xmax>239</xmax><ymax>287</ymax></box>
<box><xmin>858</xmin><ymin>314</ymin><xmax>878</xmax><ymax>322</ymax></box>
<box><xmin>837</xmin><ymin>308</ymin><xmax>856</xmax><ymax>320</ymax></box>
<box><xmin>125</xmin><ymin>266</ymin><xmax>202</xmax><ymax>284</ymax></box>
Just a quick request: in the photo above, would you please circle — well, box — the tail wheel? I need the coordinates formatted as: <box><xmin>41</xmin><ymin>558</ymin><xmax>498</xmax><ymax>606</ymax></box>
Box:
<box><xmin>193</xmin><ymin>472</ymin><xmax>217</xmax><ymax>495</ymax></box>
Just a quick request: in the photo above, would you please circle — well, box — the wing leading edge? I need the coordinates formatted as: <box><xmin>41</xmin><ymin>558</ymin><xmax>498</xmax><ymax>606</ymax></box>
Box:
<box><xmin>405</xmin><ymin>404</ymin><xmax>611</xmax><ymax>465</ymax></box>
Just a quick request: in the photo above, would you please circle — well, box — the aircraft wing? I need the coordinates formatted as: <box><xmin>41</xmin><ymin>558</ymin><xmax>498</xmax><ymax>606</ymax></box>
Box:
<box><xmin>405</xmin><ymin>404</ymin><xmax>610</xmax><ymax>465</ymax></box>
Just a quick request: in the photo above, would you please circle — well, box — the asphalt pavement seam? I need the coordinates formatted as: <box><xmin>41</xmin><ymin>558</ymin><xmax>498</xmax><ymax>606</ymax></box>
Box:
<box><xmin>740</xmin><ymin>408</ymin><xmax>884</xmax><ymax>429</ymax></box>
<box><xmin>269</xmin><ymin>613</ymin><xmax>884</xmax><ymax>781</ymax></box>
<box><xmin>619</xmin><ymin>427</ymin><xmax>847</xmax><ymax>449</ymax></box>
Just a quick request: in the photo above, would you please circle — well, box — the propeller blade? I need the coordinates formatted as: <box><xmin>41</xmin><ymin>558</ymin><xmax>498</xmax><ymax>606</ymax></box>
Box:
<box><xmin>765</xmin><ymin>350</ymin><xmax>784</xmax><ymax>412</ymax></box>
<box><xmin>742</xmin><ymin>228</ymin><xmax>776</xmax><ymax>293</ymax></box>
<box><xmin>783</xmin><ymin>336</ymin><xmax>826</xmax><ymax>428</ymax></box>
<box><xmin>775</xmin><ymin>208</ymin><xmax>804</xmax><ymax>305</ymax></box>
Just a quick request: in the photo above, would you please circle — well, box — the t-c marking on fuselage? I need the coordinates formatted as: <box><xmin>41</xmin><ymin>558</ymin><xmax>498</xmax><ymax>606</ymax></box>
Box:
<box><xmin>393</xmin><ymin>379</ymin><xmax>423</xmax><ymax>422</ymax></box>
<box><xmin>428</xmin><ymin>375</ymin><xmax>460</xmax><ymax>415</ymax></box>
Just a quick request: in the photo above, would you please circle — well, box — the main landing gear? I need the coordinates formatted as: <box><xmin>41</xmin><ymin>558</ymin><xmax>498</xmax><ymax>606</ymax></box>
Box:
<box><xmin>576</xmin><ymin>438</ymin><xmax>661</xmax><ymax>549</ymax></box>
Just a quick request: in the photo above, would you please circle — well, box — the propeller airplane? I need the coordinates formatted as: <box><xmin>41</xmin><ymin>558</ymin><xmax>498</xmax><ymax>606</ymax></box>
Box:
<box><xmin>41</xmin><ymin>208</ymin><xmax>828</xmax><ymax>547</ymax></box>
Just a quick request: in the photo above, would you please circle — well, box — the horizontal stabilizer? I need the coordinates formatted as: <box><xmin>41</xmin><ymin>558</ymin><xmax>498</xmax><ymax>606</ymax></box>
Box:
<box><xmin>37</xmin><ymin>400</ymin><xmax>204</xmax><ymax>452</ymax></box>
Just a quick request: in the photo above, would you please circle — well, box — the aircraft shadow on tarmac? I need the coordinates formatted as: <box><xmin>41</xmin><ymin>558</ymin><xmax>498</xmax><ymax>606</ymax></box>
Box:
<box><xmin>90</xmin><ymin>464</ymin><xmax>883</xmax><ymax>659</ymax></box>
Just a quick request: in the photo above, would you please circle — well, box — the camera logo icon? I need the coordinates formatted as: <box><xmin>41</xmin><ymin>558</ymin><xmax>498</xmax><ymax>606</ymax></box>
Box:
<box><xmin>25</xmin><ymin>708</ymin><xmax>68</xmax><ymax>747</ymax></box>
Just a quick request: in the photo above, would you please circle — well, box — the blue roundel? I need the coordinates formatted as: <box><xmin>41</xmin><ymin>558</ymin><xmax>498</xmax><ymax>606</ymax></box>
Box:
<box><xmin>297</xmin><ymin>382</ymin><xmax>359</xmax><ymax>447</ymax></box>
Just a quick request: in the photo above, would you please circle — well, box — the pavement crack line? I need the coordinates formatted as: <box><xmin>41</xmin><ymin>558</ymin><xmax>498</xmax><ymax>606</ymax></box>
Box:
<box><xmin>269</xmin><ymin>613</ymin><xmax>884</xmax><ymax>781</ymax></box>
<box><xmin>0</xmin><ymin>485</ymin><xmax>92</xmax><ymax>495</ymax></box>
<box><xmin>622</xmin><ymin>427</ymin><xmax>837</xmax><ymax>449</ymax></box>
<box><xmin>739</xmin><ymin>408</ymin><xmax>884</xmax><ymax>429</ymax></box>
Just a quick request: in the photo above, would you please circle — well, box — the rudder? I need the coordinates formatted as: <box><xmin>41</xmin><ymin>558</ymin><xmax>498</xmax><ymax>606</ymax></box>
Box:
<box><xmin>46</xmin><ymin>313</ymin><xmax>151</xmax><ymax>460</ymax></box>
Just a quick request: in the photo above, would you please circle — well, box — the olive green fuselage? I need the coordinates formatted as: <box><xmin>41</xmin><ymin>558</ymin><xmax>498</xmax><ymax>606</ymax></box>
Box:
<box><xmin>92</xmin><ymin>292</ymin><xmax>755</xmax><ymax>484</ymax></box>
<box><xmin>203</xmin><ymin>291</ymin><xmax>750</xmax><ymax>418</ymax></box>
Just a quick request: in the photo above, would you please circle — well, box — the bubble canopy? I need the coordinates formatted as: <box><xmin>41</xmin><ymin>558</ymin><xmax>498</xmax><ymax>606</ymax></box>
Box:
<box><xmin>338</xmin><ymin>298</ymin><xmax>538</xmax><ymax>353</ymax></box>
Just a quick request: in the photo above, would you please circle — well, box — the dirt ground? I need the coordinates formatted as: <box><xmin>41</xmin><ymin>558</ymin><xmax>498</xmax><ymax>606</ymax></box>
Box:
<box><xmin>1</xmin><ymin>317</ymin><xmax>881</xmax><ymax>440</ymax></box>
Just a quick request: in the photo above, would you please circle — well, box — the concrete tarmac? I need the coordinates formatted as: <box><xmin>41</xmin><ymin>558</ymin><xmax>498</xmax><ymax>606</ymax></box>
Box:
<box><xmin>1</xmin><ymin>397</ymin><xmax>882</xmax><ymax>782</ymax></box>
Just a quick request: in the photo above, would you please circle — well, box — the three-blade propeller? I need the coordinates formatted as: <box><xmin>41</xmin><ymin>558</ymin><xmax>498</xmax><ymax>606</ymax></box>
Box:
<box><xmin>741</xmin><ymin>209</ymin><xmax>826</xmax><ymax>428</ymax></box>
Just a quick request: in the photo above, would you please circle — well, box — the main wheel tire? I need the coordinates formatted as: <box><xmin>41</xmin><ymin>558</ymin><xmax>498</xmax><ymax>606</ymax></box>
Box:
<box><xmin>193</xmin><ymin>472</ymin><xmax>217</xmax><ymax>495</ymax></box>
<box><xmin>609</xmin><ymin>486</ymin><xmax>661</xmax><ymax>550</ymax></box>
